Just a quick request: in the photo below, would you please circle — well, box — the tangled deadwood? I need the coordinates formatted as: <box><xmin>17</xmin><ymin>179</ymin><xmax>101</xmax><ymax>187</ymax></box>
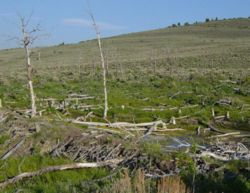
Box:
<box><xmin>72</xmin><ymin>119</ymin><xmax>184</xmax><ymax>138</ymax></box>
<box><xmin>166</xmin><ymin>138</ymin><xmax>250</xmax><ymax>162</ymax></box>
<box><xmin>49</xmin><ymin>132</ymin><xmax>179</xmax><ymax>177</ymax></box>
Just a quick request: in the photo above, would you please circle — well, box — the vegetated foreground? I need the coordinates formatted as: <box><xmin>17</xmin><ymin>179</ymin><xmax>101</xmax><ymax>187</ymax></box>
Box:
<box><xmin>0</xmin><ymin>18</ymin><xmax>249</xmax><ymax>193</ymax></box>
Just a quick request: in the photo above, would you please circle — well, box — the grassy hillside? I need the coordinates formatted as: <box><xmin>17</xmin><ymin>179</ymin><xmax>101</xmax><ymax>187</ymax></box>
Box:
<box><xmin>1</xmin><ymin>18</ymin><xmax>250</xmax><ymax>76</ymax></box>
<box><xmin>0</xmin><ymin>18</ymin><xmax>249</xmax><ymax>123</ymax></box>
<box><xmin>0</xmin><ymin>18</ymin><xmax>250</xmax><ymax>192</ymax></box>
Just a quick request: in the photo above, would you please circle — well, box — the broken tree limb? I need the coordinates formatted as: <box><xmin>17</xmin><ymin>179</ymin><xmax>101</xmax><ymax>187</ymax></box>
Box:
<box><xmin>156</xmin><ymin>128</ymin><xmax>184</xmax><ymax>132</ymax></box>
<box><xmin>0</xmin><ymin>138</ymin><xmax>25</xmax><ymax>160</ymax></box>
<box><xmin>0</xmin><ymin>159</ymin><xmax>123</xmax><ymax>189</ymax></box>
<box><xmin>169</xmin><ymin>91</ymin><xmax>193</xmax><ymax>99</ymax></box>
<box><xmin>88</xmin><ymin>126</ymin><xmax>123</xmax><ymax>136</ymax></box>
<box><xmin>197</xmin><ymin>152</ymin><xmax>230</xmax><ymax>161</ymax></box>
<box><xmin>208</xmin><ymin>132</ymin><xmax>241</xmax><ymax>139</ymax></box>
<box><xmin>72</xmin><ymin>120</ymin><xmax>166</xmax><ymax>129</ymax></box>
<box><xmin>140</xmin><ymin>123</ymin><xmax>157</xmax><ymax>139</ymax></box>
<box><xmin>126</xmin><ymin>128</ymin><xmax>184</xmax><ymax>132</ymax></box>
<box><xmin>234</xmin><ymin>134</ymin><xmax>250</xmax><ymax>138</ymax></box>
<box><xmin>208</xmin><ymin>124</ymin><xmax>225</xmax><ymax>134</ymax></box>
<box><xmin>198</xmin><ymin>120</ymin><xmax>225</xmax><ymax>134</ymax></box>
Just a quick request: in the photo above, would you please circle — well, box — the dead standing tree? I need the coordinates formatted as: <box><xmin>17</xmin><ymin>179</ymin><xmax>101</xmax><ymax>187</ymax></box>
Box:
<box><xmin>19</xmin><ymin>16</ymin><xmax>39</xmax><ymax>117</ymax></box>
<box><xmin>12</xmin><ymin>14</ymin><xmax>47</xmax><ymax>117</ymax></box>
<box><xmin>88</xmin><ymin>11</ymin><xmax>109</xmax><ymax>119</ymax></box>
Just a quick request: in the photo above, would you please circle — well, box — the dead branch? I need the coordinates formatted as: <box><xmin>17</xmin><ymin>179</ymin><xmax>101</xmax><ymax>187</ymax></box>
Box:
<box><xmin>169</xmin><ymin>91</ymin><xmax>193</xmax><ymax>99</ymax></box>
<box><xmin>197</xmin><ymin>152</ymin><xmax>230</xmax><ymax>161</ymax></box>
<box><xmin>72</xmin><ymin>120</ymin><xmax>166</xmax><ymax>129</ymax></box>
<box><xmin>199</xmin><ymin>120</ymin><xmax>225</xmax><ymax>134</ymax></box>
<box><xmin>234</xmin><ymin>134</ymin><xmax>250</xmax><ymax>138</ymax></box>
<box><xmin>207</xmin><ymin>124</ymin><xmax>225</xmax><ymax>134</ymax></box>
<box><xmin>87</xmin><ymin>4</ymin><xmax>109</xmax><ymax>118</ymax></box>
<box><xmin>125</xmin><ymin>128</ymin><xmax>184</xmax><ymax>132</ymax></box>
<box><xmin>88</xmin><ymin>126</ymin><xmax>123</xmax><ymax>135</ymax></box>
<box><xmin>140</xmin><ymin>124</ymin><xmax>157</xmax><ymax>139</ymax></box>
<box><xmin>215</xmin><ymin>99</ymin><xmax>232</xmax><ymax>106</ymax></box>
<box><xmin>208</xmin><ymin>132</ymin><xmax>241</xmax><ymax>139</ymax></box>
<box><xmin>156</xmin><ymin>128</ymin><xmax>184</xmax><ymax>132</ymax></box>
<box><xmin>0</xmin><ymin>159</ymin><xmax>123</xmax><ymax>189</ymax></box>
<box><xmin>0</xmin><ymin>138</ymin><xmax>25</xmax><ymax>160</ymax></box>
<box><xmin>219</xmin><ymin>80</ymin><xmax>237</xmax><ymax>84</ymax></box>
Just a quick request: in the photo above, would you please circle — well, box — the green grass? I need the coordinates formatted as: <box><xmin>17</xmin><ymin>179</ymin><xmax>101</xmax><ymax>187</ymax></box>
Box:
<box><xmin>0</xmin><ymin>17</ymin><xmax>249</xmax><ymax>192</ymax></box>
<box><xmin>0</xmin><ymin>155</ymin><xmax>109</xmax><ymax>193</ymax></box>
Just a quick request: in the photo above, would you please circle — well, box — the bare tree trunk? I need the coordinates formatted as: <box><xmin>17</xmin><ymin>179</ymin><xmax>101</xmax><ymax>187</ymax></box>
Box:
<box><xmin>90</xmin><ymin>14</ymin><xmax>108</xmax><ymax>119</ymax></box>
<box><xmin>105</xmin><ymin>52</ymin><xmax>109</xmax><ymax>76</ymax></box>
<box><xmin>22</xmin><ymin>31</ymin><xmax>37</xmax><ymax>117</ymax></box>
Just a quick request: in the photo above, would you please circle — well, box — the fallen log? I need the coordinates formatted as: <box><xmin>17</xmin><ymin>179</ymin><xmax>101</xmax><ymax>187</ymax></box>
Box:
<box><xmin>199</xmin><ymin>152</ymin><xmax>230</xmax><ymax>161</ymax></box>
<box><xmin>65</xmin><ymin>97</ymin><xmax>95</xmax><ymax>101</ymax></box>
<box><xmin>88</xmin><ymin>126</ymin><xmax>123</xmax><ymax>135</ymax></box>
<box><xmin>219</xmin><ymin>80</ymin><xmax>237</xmax><ymax>84</ymax></box>
<box><xmin>198</xmin><ymin>120</ymin><xmax>225</xmax><ymax>134</ymax></box>
<box><xmin>140</xmin><ymin>124</ymin><xmax>157</xmax><ymax>139</ymax></box>
<box><xmin>126</xmin><ymin>128</ymin><xmax>184</xmax><ymax>132</ymax></box>
<box><xmin>72</xmin><ymin>120</ymin><xmax>166</xmax><ymax>129</ymax></box>
<box><xmin>0</xmin><ymin>159</ymin><xmax>123</xmax><ymax>189</ymax></box>
<box><xmin>208</xmin><ymin>124</ymin><xmax>225</xmax><ymax>134</ymax></box>
<box><xmin>234</xmin><ymin>134</ymin><xmax>250</xmax><ymax>138</ymax></box>
<box><xmin>68</xmin><ymin>94</ymin><xmax>92</xmax><ymax>98</ymax></box>
<box><xmin>215</xmin><ymin>99</ymin><xmax>232</xmax><ymax>106</ymax></box>
<box><xmin>156</xmin><ymin>128</ymin><xmax>184</xmax><ymax>132</ymax></box>
<box><xmin>0</xmin><ymin>138</ymin><xmax>25</xmax><ymax>160</ymax></box>
<box><xmin>208</xmin><ymin>132</ymin><xmax>241</xmax><ymax>139</ymax></box>
<box><xmin>169</xmin><ymin>91</ymin><xmax>193</xmax><ymax>99</ymax></box>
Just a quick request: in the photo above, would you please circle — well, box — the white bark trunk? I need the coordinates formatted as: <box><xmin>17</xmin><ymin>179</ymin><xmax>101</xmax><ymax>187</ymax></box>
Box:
<box><xmin>97</xmin><ymin>30</ymin><xmax>108</xmax><ymax>119</ymax></box>
<box><xmin>90</xmin><ymin>14</ymin><xmax>108</xmax><ymax>119</ymax></box>
<box><xmin>20</xmin><ymin>17</ymin><xmax>37</xmax><ymax>118</ymax></box>
<box><xmin>28</xmin><ymin>80</ymin><xmax>36</xmax><ymax>117</ymax></box>
<box><xmin>24</xmin><ymin>44</ymin><xmax>36</xmax><ymax>117</ymax></box>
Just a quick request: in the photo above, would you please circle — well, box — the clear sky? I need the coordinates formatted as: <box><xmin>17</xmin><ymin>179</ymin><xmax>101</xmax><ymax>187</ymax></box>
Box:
<box><xmin>0</xmin><ymin>0</ymin><xmax>250</xmax><ymax>49</ymax></box>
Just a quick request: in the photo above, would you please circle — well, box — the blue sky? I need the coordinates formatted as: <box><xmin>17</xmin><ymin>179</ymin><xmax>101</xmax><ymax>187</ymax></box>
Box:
<box><xmin>0</xmin><ymin>0</ymin><xmax>250</xmax><ymax>49</ymax></box>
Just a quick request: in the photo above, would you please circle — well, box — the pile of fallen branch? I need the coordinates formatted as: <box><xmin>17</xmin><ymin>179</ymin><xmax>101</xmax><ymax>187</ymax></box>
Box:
<box><xmin>50</xmin><ymin>133</ymin><xmax>135</xmax><ymax>162</ymax></box>
<box><xmin>49</xmin><ymin>132</ymin><xmax>179</xmax><ymax>178</ymax></box>
<box><xmin>166</xmin><ymin>138</ymin><xmax>250</xmax><ymax>161</ymax></box>
<box><xmin>38</xmin><ymin>93</ymin><xmax>98</xmax><ymax>112</ymax></box>
<box><xmin>196</xmin><ymin>142</ymin><xmax>250</xmax><ymax>161</ymax></box>
<box><xmin>72</xmin><ymin>119</ymin><xmax>184</xmax><ymax>138</ymax></box>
